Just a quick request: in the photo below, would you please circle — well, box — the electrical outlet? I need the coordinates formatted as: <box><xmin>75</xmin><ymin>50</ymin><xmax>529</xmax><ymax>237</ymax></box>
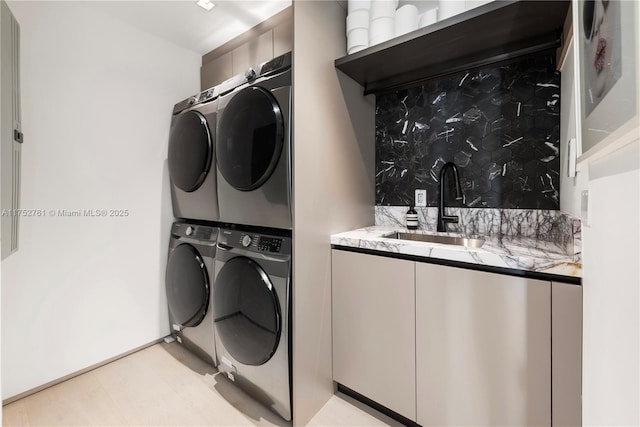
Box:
<box><xmin>415</xmin><ymin>189</ymin><xmax>427</xmax><ymax>207</ymax></box>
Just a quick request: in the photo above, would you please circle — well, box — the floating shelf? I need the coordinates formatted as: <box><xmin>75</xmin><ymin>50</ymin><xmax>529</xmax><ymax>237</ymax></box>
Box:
<box><xmin>335</xmin><ymin>0</ymin><xmax>570</xmax><ymax>95</ymax></box>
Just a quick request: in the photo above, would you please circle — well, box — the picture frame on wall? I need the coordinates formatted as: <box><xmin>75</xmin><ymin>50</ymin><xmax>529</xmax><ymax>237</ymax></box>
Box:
<box><xmin>575</xmin><ymin>0</ymin><xmax>639</xmax><ymax>162</ymax></box>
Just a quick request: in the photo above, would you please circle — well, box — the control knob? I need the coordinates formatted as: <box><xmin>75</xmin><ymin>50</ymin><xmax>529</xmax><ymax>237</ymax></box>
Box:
<box><xmin>241</xmin><ymin>235</ymin><xmax>252</xmax><ymax>247</ymax></box>
<box><xmin>187</xmin><ymin>95</ymin><xmax>197</xmax><ymax>105</ymax></box>
<box><xmin>185</xmin><ymin>226</ymin><xmax>194</xmax><ymax>236</ymax></box>
<box><xmin>245</xmin><ymin>67</ymin><xmax>257</xmax><ymax>81</ymax></box>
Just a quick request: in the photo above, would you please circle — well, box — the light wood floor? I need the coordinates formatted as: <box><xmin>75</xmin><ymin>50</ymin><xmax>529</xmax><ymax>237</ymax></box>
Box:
<box><xmin>2</xmin><ymin>342</ymin><xmax>402</xmax><ymax>426</ymax></box>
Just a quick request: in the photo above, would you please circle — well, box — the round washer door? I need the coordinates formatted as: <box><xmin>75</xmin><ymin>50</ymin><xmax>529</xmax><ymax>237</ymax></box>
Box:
<box><xmin>217</xmin><ymin>87</ymin><xmax>284</xmax><ymax>191</ymax></box>
<box><xmin>168</xmin><ymin>111</ymin><xmax>212</xmax><ymax>192</ymax></box>
<box><xmin>165</xmin><ymin>243</ymin><xmax>210</xmax><ymax>328</ymax></box>
<box><xmin>214</xmin><ymin>257</ymin><xmax>281</xmax><ymax>366</ymax></box>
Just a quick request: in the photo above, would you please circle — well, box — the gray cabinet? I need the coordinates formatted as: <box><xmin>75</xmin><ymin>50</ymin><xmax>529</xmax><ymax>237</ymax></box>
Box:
<box><xmin>552</xmin><ymin>282</ymin><xmax>582</xmax><ymax>427</ymax></box>
<box><xmin>415</xmin><ymin>263</ymin><xmax>551</xmax><ymax>427</ymax></box>
<box><xmin>331</xmin><ymin>250</ymin><xmax>416</xmax><ymax>420</ymax></box>
<box><xmin>200</xmin><ymin>51</ymin><xmax>232</xmax><ymax>92</ymax></box>
<box><xmin>200</xmin><ymin>29</ymin><xmax>275</xmax><ymax>89</ymax></box>
<box><xmin>231</xmin><ymin>30</ymin><xmax>273</xmax><ymax>74</ymax></box>
<box><xmin>200</xmin><ymin>8</ymin><xmax>292</xmax><ymax>90</ymax></box>
<box><xmin>1</xmin><ymin>0</ymin><xmax>21</xmax><ymax>259</ymax></box>
<box><xmin>331</xmin><ymin>250</ymin><xmax>570</xmax><ymax>425</ymax></box>
<box><xmin>273</xmin><ymin>17</ymin><xmax>293</xmax><ymax>58</ymax></box>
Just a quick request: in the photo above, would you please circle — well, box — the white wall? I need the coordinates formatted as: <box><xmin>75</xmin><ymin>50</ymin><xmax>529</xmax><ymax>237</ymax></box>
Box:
<box><xmin>1</xmin><ymin>1</ymin><xmax>200</xmax><ymax>399</ymax></box>
<box><xmin>581</xmin><ymin>141</ymin><xmax>639</xmax><ymax>426</ymax></box>
<box><xmin>560</xmin><ymin>32</ymin><xmax>640</xmax><ymax>427</ymax></box>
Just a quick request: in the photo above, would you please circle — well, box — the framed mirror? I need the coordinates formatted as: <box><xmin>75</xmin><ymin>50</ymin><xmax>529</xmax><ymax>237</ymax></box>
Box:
<box><xmin>575</xmin><ymin>0</ymin><xmax>639</xmax><ymax>162</ymax></box>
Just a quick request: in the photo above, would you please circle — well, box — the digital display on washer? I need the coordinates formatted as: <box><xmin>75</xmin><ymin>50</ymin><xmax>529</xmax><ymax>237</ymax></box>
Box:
<box><xmin>257</xmin><ymin>237</ymin><xmax>282</xmax><ymax>253</ymax></box>
<box><xmin>260</xmin><ymin>56</ymin><xmax>284</xmax><ymax>75</ymax></box>
<box><xmin>199</xmin><ymin>88</ymin><xmax>215</xmax><ymax>102</ymax></box>
<box><xmin>194</xmin><ymin>227</ymin><xmax>212</xmax><ymax>240</ymax></box>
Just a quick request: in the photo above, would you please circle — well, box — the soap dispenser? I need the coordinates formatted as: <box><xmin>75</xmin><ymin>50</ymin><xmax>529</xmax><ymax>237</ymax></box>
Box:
<box><xmin>406</xmin><ymin>206</ymin><xmax>419</xmax><ymax>230</ymax></box>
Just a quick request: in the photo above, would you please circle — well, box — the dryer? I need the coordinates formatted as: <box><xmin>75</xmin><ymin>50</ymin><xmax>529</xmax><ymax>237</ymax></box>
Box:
<box><xmin>168</xmin><ymin>86</ymin><xmax>219</xmax><ymax>221</ymax></box>
<box><xmin>165</xmin><ymin>221</ymin><xmax>218</xmax><ymax>365</ymax></box>
<box><xmin>213</xmin><ymin>227</ymin><xmax>292</xmax><ymax>421</ymax></box>
<box><xmin>216</xmin><ymin>52</ymin><xmax>292</xmax><ymax>230</ymax></box>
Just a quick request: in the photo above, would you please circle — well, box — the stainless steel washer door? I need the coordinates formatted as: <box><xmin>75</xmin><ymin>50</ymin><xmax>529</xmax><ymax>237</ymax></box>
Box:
<box><xmin>165</xmin><ymin>243</ymin><xmax>210</xmax><ymax>328</ymax></box>
<box><xmin>213</xmin><ymin>256</ymin><xmax>281</xmax><ymax>366</ymax></box>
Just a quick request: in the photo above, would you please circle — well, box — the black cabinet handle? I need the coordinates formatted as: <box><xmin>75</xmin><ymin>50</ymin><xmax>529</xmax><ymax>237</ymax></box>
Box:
<box><xmin>13</xmin><ymin>129</ymin><xmax>23</xmax><ymax>143</ymax></box>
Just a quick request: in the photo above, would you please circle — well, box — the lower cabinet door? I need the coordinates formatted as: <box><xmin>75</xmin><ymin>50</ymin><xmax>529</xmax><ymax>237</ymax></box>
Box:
<box><xmin>332</xmin><ymin>250</ymin><xmax>416</xmax><ymax>421</ymax></box>
<box><xmin>415</xmin><ymin>262</ymin><xmax>551</xmax><ymax>427</ymax></box>
<box><xmin>552</xmin><ymin>282</ymin><xmax>582</xmax><ymax>427</ymax></box>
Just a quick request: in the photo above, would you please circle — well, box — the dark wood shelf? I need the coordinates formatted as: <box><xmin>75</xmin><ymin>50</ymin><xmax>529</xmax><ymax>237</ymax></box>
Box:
<box><xmin>335</xmin><ymin>0</ymin><xmax>569</xmax><ymax>95</ymax></box>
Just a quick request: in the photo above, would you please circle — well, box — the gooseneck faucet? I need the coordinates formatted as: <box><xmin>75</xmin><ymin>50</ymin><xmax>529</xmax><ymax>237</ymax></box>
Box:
<box><xmin>437</xmin><ymin>162</ymin><xmax>464</xmax><ymax>232</ymax></box>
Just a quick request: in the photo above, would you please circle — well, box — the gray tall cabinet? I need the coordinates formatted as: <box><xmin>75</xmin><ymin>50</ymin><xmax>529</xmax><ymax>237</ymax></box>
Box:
<box><xmin>1</xmin><ymin>0</ymin><xmax>21</xmax><ymax>260</ymax></box>
<box><xmin>199</xmin><ymin>3</ymin><xmax>376</xmax><ymax>424</ymax></box>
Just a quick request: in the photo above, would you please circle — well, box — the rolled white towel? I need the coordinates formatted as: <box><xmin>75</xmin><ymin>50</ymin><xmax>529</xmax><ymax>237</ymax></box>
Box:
<box><xmin>395</xmin><ymin>4</ymin><xmax>419</xmax><ymax>37</ymax></box>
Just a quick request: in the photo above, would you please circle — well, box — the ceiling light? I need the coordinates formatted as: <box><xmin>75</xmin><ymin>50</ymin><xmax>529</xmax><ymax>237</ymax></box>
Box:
<box><xmin>196</xmin><ymin>0</ymin><xmax>215</xmax><ymax>11</ymax></box>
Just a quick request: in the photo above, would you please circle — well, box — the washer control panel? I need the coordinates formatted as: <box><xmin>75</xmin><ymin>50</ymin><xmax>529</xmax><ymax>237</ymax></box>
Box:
<box><xmin>259</xmin><ymin>52</ymin><xmax>291</xmax><ymax>77</ymax></box>
<box><xmin>237</xmin><ymin>233</ymin><xmax>282</xmax><ymax>253</ymax></box>
<box><xmin>218</xmin><ymin>229</ymin><xmax>291</xmax><ymax>256</ymax></box>
<box><xmin>172</xmin><ymin>222</ymin><xmax>216</xmax><ymax>241</ymax></box>
<box><xmin>257</xmin><ymin>236</ymin><xmax>282</xmax><ymax>253</ymax></box>
<box><xmin>198</xmin><ymin>86</ymin><xmax>218</xmax><ymax>103</ymax></box>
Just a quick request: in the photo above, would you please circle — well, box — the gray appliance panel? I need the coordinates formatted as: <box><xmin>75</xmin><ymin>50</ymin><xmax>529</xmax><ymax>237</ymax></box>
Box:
<box><xmin>216</xmin><ymin>70</ymin><xmax>292</xmax><ymax>230</ymax></box>
<box><xmin>213</xmin><ymin>228</ymin><xmax>292</xmax><ymax>420</ymax></box>
<box><xmin>169</xmin><ymin>99</ymin><xmax>219</xmax><ymax>222</ymax></box>
<box><xmin>166</xmin><ymin>222</ymin><xmax>218</xmax><ymax>365</ymax></box>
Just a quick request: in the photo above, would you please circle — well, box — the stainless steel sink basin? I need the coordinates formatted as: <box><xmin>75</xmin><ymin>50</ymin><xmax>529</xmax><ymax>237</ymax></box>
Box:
<box><xmin>382</xmin><ymin>232</ymin><xmax>485</xmax><ymax>248</ymax></box>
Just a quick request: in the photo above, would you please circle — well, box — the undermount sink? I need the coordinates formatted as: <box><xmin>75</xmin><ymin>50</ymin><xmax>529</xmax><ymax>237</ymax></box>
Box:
<box><xmin>382</xmin><ymin>232</ymin><xmax>485</xmax><ymax>248</ymax></box>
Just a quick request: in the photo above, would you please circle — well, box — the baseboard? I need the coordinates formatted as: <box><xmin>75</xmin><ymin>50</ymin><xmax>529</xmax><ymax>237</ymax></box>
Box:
<box><xmin>337</xmin><ymin>383</ymin><xmax>421</xmax><ymax>427</ymax></box>
<box><xmin>2</xmin><ymin>338</ymin><xmax>165</xmax><ymax>405</ymax></box>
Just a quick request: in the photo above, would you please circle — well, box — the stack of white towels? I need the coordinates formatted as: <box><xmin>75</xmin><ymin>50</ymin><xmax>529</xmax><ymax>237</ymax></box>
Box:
<box><xmin>347</xmin><ymin>0</ymin><xmax>422</xmax><ymax>54</ymax></box>
<box><xmin>346</xmin><ymin>0</ymin><xmax>493</xmax><ymax>55</ymax></box>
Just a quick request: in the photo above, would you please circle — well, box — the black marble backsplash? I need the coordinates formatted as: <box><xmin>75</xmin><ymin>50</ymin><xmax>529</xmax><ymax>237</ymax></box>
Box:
<box><xmin>375</xmin><ymin>50</ymin><xmax>560</xmax><ymax>209</ymax></box>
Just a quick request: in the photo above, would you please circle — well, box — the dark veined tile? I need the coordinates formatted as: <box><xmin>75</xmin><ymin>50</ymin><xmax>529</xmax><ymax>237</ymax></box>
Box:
<box><xmin>375</xmin><ymin>50</ymin><xmax>560</xmax><ymax>209</ymax></box>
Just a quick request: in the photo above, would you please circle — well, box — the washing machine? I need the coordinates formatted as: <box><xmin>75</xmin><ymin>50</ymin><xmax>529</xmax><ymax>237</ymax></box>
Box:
<box><xmin>168</xmin><ymin>86</ymin><xmax>219</xmax><ymax>221</ymax></box>
<box><xmin>216</xmin><ymin>52</ymin><xmax>292</xmax><ymax>230</ymax></box>
<box><xmin>213</xmin><ymin>227</ymin><xmax>292</xmax><ymax>421</ymax></box>
<box><xmin>165</xmin><ymin>221</ymin><xmax>218</xmax><ymax>365</ymax></box>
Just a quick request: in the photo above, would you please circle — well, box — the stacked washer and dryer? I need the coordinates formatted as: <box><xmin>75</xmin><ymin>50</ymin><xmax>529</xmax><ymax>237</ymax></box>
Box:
<box><xmin>165</xmin><ymin>84</ymin><xmax>220</xmax><ymax>368</ymax></box>
<box><xmin>165</xmin><ymin>52</ymin><xmax>293</xmax><ymax>421</ymax></box>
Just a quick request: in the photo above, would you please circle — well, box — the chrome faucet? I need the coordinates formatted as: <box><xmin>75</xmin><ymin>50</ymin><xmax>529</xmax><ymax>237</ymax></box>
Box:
<box><xmin>437</xmin><ymin>162</ymin><xmax>464</xmax><ymax>233</ymax></box>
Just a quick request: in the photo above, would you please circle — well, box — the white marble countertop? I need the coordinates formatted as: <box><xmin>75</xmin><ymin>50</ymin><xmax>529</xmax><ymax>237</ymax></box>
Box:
<box><xmin>331</xmin><ymin>226</ymin><xmax>582</xmax><ymax>280</ymax></box>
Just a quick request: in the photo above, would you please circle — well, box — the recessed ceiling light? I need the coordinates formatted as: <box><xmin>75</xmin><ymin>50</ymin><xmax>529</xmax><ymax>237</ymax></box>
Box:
<box><xmin>196</xmin><ymin>0</ymin><xmax>215</xmax><ymax>11</ymax></box>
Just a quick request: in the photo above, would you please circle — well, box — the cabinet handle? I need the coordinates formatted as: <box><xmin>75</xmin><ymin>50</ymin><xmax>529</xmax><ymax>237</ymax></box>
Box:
<box><xmin>13</xmin><ymin>129</ymin><xmax>23</xmax><ymax>144</ymax></box>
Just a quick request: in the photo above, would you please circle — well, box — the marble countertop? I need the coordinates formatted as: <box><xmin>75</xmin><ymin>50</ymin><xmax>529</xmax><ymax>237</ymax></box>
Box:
<box><xmin>331</xmin><ymin>226</ymin><xmax>582</xmax><ymax>280</ymax></box>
